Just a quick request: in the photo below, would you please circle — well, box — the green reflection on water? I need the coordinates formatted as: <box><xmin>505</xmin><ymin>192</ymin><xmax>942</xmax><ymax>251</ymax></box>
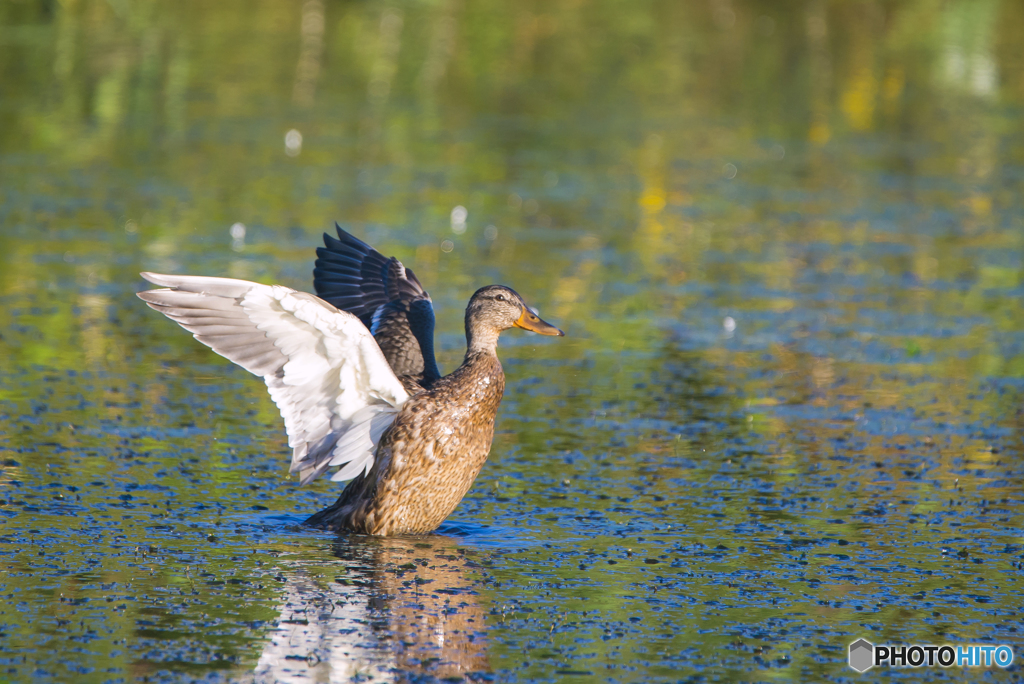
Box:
<box><xmin>2</xmin><ymin>0</ymin><xmax>1024</xmax><ymax>682</ymax></box>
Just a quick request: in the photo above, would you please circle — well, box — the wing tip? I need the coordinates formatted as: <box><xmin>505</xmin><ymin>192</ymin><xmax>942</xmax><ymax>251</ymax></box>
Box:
<box><xmin>137</xmin><ymin>289</ymin><xmax>169</xmax><ymax>305</ymax></box>
<box><xmin>333</xmin><ymin>222</ymin><xmax>353</xmax><ymax>241</ymax></box>
<box><xmin>140</xmin><ymin>272</ymin><xmax>186</xmax><ymax>289</ymax></box>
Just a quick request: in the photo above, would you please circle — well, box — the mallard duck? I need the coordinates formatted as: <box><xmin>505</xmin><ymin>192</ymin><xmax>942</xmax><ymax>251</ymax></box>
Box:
<box><xmin>137</xmin><ymin>225</ymin><xmax>563</xmax><ymax>535</ymax></box>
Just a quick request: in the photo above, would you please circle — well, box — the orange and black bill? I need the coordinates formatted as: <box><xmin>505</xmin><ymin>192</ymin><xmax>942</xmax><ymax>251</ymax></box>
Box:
<box><xmin>514</xmin><ymin>309</ymin><xmax>564</xmax><ymax>336</ymax></box>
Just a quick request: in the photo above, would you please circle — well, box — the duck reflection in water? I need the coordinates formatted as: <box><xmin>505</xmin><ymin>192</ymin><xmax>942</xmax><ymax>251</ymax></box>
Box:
<box><xmin>250</xmin><ymin>532</ymin><xmax>490</xmax><ymax>683</ymax></box>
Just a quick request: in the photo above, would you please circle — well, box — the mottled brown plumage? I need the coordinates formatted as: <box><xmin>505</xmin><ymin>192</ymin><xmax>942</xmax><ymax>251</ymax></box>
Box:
<box><xmin>305</xmin><ymin>284</ymin><xmax>562</xmax><ymax>534</ymax></box>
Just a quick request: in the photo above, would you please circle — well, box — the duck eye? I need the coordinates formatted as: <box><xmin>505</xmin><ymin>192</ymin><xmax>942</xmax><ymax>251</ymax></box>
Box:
<box><xmin>495</xmin><ymin>294</ymin><xmax>505</xmax><ymax>302</ymax></box>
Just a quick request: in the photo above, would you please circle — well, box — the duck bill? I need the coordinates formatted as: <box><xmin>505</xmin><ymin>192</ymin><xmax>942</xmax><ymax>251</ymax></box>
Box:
<box><xmin>514</xmin><ymin>309</ymin><xmax>564</xmax><ymax>336</ymax></box>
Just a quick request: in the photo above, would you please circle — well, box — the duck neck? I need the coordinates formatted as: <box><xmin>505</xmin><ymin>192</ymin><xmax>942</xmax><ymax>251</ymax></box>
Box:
<box><xmin>465</xmin><ymin>319</ymin><xmax>501</xmax><ymax>357</ymax></box>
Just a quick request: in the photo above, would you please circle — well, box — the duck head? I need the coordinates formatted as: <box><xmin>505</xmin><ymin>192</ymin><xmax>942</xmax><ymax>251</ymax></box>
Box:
<box><xmin>465</xmin><ymin>285</ymin><xmax>563</xmax><ymax>354</ymax></box>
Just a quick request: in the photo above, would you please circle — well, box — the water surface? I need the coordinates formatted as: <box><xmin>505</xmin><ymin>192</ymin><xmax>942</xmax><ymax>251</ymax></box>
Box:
<box><xmin>2</xmin><ymin>1</ymin><xmax>1024</xmax><ymax>682</ymax></box>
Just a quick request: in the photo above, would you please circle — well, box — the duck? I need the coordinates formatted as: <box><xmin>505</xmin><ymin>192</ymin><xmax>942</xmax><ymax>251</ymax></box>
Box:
<box><xmin>137</xmin><ymin>224</ymin><xmax>563</xmax><ymax>535</ymax></box>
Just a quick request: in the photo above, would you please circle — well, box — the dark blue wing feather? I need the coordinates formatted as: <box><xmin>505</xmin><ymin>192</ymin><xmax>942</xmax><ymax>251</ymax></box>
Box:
<box><xmin>314</xmin><ymin>224</ymin><xmax>441</xmax><ymax>388</ymax></box>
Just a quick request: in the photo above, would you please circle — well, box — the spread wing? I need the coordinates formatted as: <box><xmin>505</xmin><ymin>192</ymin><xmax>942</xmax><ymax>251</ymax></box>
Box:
<box><xmin>137</xmin><ymin>272</ymin><xmax>410</xmax><ymax>484</ymax></box>
<box><xmin>313</xmin><ymin>224</ymin><xmax>441</xmax><ymax>388</ymax></box>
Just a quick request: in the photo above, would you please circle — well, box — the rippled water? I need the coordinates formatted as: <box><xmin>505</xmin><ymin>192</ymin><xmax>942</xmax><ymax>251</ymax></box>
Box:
<box><xmin>3</xmin><ymin>1</ymin><xmax>1024</xmax><ymax>682</ymax></box>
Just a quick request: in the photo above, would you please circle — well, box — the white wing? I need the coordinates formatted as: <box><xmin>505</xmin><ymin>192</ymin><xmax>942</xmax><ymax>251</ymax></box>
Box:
<box><xmin>137</xmin><ymin>272</ymin><xmax>409</xmax><ymax>484</ymax></box>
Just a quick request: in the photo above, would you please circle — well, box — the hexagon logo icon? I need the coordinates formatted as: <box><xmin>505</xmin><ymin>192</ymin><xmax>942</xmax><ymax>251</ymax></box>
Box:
<box><xmin>849</xmin><ymin>639</ymin><xmax>875</xmax><ymax>672</ymax></box>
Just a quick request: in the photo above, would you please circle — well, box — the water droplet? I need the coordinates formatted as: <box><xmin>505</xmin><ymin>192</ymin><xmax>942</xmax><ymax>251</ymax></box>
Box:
<box><xmin>714</xmin><ymin>7</ymin><xmax>736</xmax><ymax>29</ymax></box>
<box><xmin>284</xmin><ymin>129</ymin><xmax>303</xmax><ymax>157</ymax></box>
<box><xmin>451</xmin><ymin>205</ymin><xmax>467</xmax><ymax>234</ymax></box>
<box><xmin>230</xmin><ymin>222</ymin><xmax>246</xmax><ymax>251</ymax></box>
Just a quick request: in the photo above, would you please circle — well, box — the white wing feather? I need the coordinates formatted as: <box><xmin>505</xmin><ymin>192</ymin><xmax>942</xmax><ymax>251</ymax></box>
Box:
<box><xmin>137</xmin><ymin>272</ymin><xmax>409</xmax><ymax>484</ymax></box>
